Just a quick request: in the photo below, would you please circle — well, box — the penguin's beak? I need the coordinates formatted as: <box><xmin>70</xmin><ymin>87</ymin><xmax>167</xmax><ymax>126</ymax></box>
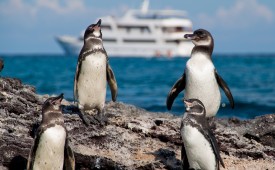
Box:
<box><xmin>52</xmin><ymin>93</ymin><xmax>64</xmax><ymax>105</ymax></box>
<box><xmin>184</xmin><ymin>33</ymin><xmax>198</xmax><ymax>40</ymax></box>
<box><xmin>96</xmin><ymin>19</ymin><xmax>101</xmax><ymax>27</ymax></box>
<box><xmin>94</xmin><ymin>19</ymin><xmax>101</xmax><ymax>31</ymax></box>
<box><xmin>183</xmin><ymin>99</ymin><xmax>192</xmax><ymax>111</ymax></box>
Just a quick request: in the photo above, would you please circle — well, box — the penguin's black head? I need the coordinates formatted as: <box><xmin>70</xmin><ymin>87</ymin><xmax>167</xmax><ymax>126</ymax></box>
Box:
<box><xmin>42</xmin><ymin>93</ymin><xmax>64</xmax><ymax>114</ymax></box>
<box><xmin>84</xmin><ymin>19</ymin><xmax>102</xmax><ymax>40</ymax></box>
<box><xmin>183</xmin><ymin>98</ymin><xmax>206</xmax><ymax>117</ymax></box>
<box><xmin>184</xmin><ymin>29</ymin><xmax>213</xmax><ymax>47</ymax></box>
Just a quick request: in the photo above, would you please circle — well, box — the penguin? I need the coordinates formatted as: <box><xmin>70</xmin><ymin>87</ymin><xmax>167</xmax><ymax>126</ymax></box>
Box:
<box><xmin>166</xmin><ymin>29</ymin><xmax>234</xmax><ymax>117</ymax></box>
<box><xmin>74</xmin><ymin>19</ymin><xmax>118</xmax><ymax>125</ymax></box>
<box><xmin>181</xmin><ymin>98</ymin><xmax>225</xmax><ymax>170</ymax></box>
<box><xmin>27</xmin><ymin>93</ymin><xmax>75</xmax><ymax>170</ymax></box>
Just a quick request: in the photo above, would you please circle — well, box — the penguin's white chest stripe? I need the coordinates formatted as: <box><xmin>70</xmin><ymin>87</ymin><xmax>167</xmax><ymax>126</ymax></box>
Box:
<box><xmin>186</xmin><ymin>57</ymin><xmax>217</xmax><ymax>91</ymax></box>
<box><xmin>33</xmin><ymin>125</ymin><xmax>66</xmax><ymax>170</ymax></box>
<box><xmin>185</xmin><ymin>54</ymin><xmax>221</xmax><ymax>116</ymax></box>
<box><xmin>77</xmin><ymin>53</ymin><xmax>107</xmax><ymax>108</ymax></box>
<box><xmin>182</xmin><ymin>125</ymin><xmax>216</xmax><ymax>170</ymax></box>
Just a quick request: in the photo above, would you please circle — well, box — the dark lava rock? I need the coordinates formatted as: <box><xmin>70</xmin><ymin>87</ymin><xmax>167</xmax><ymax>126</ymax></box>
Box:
<box><xmin>0</xmin><ymin>77</ymin><xmax>274</xmax><ymax>169</ymax></box>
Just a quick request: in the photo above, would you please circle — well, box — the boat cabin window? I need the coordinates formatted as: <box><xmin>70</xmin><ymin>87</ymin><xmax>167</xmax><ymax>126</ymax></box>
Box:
<box><xmin>166</xmin><ymin>40</ymin><xmax>180</xmax><ymax>44</ymax></box>
<box><xmin>123</xmin><ymin>39</ymin><xmax>155</xmax><ymax>43</ymax></box>
<box><xmin>118</xmin><ymin>26</ymin><xmax>150</xmax><ymax>34</ymax></box>
<box><xmin>162</xmin><ymin>27</ymin><xmax>191</xmax><ymax>33</ymax></box>
<box><xmin>135</xmin><ymin>14</ymin><xmax>185</xmax><ymax>19</ymax></box>
<box><xmin>141</xmin><ymin>27</ymin><xmax>150</xmax><ymax>33</ymax></box>
<box><xmin>103</xmin><ymin>38</ymin><xmax>116</xmax><ymax>42</ymax></box>
<box><xmin>101</xmin><ymin>25</ymin><xmax>112</xmax><ymax>30</ymax></box>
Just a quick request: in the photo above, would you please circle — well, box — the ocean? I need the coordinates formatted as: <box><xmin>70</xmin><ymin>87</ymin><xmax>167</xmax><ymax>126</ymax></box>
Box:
<box><xmin>1</xmin><ymin>54</ymin><xmax>275</xmax><ymax>119</ymax></box>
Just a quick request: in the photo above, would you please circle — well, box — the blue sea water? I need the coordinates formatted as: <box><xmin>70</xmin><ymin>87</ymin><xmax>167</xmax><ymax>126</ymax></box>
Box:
<box><xmin>1</xmin><ymin>54</ymin><xmax>275</xmax><ymax>119</ymax></box>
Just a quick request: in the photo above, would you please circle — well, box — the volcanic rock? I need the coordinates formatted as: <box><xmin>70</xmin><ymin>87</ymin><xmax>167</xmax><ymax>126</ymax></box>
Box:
<box><xmin>0</xmin><ymin>77</ymin><xmax>274</xmax><ymax>170</ymax></box>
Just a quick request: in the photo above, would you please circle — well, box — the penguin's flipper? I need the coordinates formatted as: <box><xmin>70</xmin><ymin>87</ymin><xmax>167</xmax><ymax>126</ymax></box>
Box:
<box><xmin>64</xmin><ymin>139</ymin><xmax>75</xmax><ymax>170</ymax></box>
<box><xmin>74</xmin><ymin>61</ymin><xmax>82</xmax><ymax>103</ymax></box>
<box><xmin>206</xmin><ymin>128</ymin><xmax>225</xmax><ymax>169</ymax></box>
<box><xmin>166</xmin><ymin>73</ymin><xmax>186</xmax><ymax>110</ymax></box>
<box><xmin>214</xmin><ymin>70</ymin><xmax>234</xmax><ymax>109</ymax></box>
<box><xmin>27</xmin><ymin>127</ymin><xmax>43</xmax><ymax>170</ymax></box>
<box><xmin>181</xmin><ymin>144</ymin><xmax>190</xmax><ymax>169</ymax></box>
<box><xmin>26</xmin><ymin>146</ymin><xmax>33</xmax><ymax>170</ymax></box>
<box><xmin>106</xmin><ymin>63</ymin><xmax>118</xmax><ymax>102</ymax></box>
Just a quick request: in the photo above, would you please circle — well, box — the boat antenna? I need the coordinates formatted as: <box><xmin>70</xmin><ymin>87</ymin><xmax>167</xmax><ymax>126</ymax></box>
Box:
<box><xmin>141</xmin><ymin>0</ymin><xmax>149</xmax><ymax>13</ymax></box>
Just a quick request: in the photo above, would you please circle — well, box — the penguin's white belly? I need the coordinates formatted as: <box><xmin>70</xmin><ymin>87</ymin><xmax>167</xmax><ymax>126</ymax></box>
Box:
<box><xmin>77</xmin><ymin>54</ymin><xmax>107</xmax><ymax>110</ymax></box>
<box><xmin>33</xmin><ymin>125</ymin><xmax>66</xmax><ymax>170</ymax></box>
<box><xmin>185</xmin><ymin>60</ymin><xmax>221</xmax><ymax>117</ymax></box>
<box><xmin>182</xmin><ymin>125</ymin><xmax>216</xmax><ymax>170</ymax></box>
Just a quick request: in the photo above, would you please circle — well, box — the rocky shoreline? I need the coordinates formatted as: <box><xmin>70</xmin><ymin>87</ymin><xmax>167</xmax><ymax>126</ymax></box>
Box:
<box><xmin>0</xmin><ymin>77</ymin><xmax>274</xmax><ymax>170</ymax></box>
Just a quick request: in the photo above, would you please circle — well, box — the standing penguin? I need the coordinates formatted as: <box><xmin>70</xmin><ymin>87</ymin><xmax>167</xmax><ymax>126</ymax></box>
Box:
<box><xmin>74</xmin><ymin>19</ymin><xmax>117</xmax><ymax>125</ymax></box>
<box><xmin>27</xmin><ymin>93</ymin><xmax>75</xmax><ymax>170</ymax></box>
<box><xmin>166</xmin><ymin>29</ymin><xmax>234</xmax><ymax>117</ymax></box>
<box><xmin>181</xmin><ymin>98</ymin><xmax>225</xmax><ymax>170</ymax></box>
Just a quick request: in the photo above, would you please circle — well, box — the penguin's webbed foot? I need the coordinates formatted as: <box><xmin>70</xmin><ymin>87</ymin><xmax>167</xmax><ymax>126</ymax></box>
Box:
<box><xmin>80</xmin><ymin>114</ymin><xmax>90</xmax><ymax>126</ymax></box>
<box><xmin>77</xmin><ymin>110</ymin><xmax>90</xmax><ymax>126</ymax></box>
<box><xmin>78</xmin><ymin>107</ymin><xmax>108</xmax><ymax>126</ymax></box>
<box><xmin>93</xmin><ymin>114</ymin><xmax>108</xmax><ymax>126</ymax></box>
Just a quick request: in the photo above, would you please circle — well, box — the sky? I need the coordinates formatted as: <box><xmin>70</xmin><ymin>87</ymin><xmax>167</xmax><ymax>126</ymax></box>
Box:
<box><xmin>0</xmin><ymin>0</ymin><xmax>275</xmax><ymax>54</ymax></box>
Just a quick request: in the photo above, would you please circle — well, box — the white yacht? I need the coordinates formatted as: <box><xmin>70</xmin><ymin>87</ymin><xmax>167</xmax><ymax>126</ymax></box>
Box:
<box><xmin>56</xmin><ymin>0</ymin><xmax>193</xmax><ymax>57</ymax></box>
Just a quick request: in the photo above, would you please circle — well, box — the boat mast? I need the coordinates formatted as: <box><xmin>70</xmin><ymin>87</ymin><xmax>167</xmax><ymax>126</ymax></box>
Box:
<box><xmin>141</xmin><ymin>0</ymin><xmax>149</xmax><ymax>13</ymax></box>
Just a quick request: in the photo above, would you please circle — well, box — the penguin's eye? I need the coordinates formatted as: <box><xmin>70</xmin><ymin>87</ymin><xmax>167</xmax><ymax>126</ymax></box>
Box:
<box><xmin>191</xmin><ymin>105</ymin><xmax>204</xmax><ymax>114</ymax></box>
<box><xmin>194</xmin><ymin>31</ymin><xmax>205</xmax><ymax>38</ymax></box>
<box><xmin>198</xmin><ymin>32</ymin><xmax>205</xmax><ymax>38</ymax></box>
<box><xmin>195</xmin><ymin>31</ymin><xmax>201</xmax><ymax>35</ymax></box>
<box><xmin>88</xmin><ymin>25</ymin><xmax>96</xmax><ymax>31</ymax></box>
<box><xmin>51</xmin><ymin>100</ymin><xmax>58</xmax><ymax>105</ymax></box>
